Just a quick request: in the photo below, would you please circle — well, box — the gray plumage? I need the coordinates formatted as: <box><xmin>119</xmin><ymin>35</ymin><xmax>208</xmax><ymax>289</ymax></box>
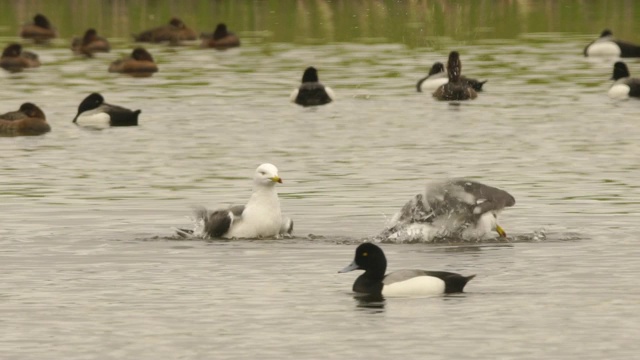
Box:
<box><xmin>192</xmin><ymin>205</ymin><xmax>293</xmax><ymax>238</ymax></box>
<box><xmin>381</xmin><ymin>178</ymin><xmax>515</xmax><ymax>240</ymax></box>
<box><xmin>425</xmin><ymin>179</ymin><xmax>515</xmax><ymax>223</ymax></box>
<box><xmin>195</xmin><ymin>207</ymin><xmax>233</xmax><ymax>238</ymax></box>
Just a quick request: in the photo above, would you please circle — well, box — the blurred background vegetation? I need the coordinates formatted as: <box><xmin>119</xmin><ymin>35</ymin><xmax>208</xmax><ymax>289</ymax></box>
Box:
<box><xmin>0</xmin><ymin>0</ymin><xmax>637</xmax><ymax>47</ymax></box>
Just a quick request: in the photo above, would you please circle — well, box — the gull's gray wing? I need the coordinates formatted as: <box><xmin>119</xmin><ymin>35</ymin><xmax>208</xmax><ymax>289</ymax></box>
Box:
<box><xmin>396</xmin><ymin>194</ymin><xmax>433</xmax><ymax>224</ymax></box>
<box><xmin>280</xmin><ymin>216</ymin><xmax>294</xmax><ymax>235</ymax></box>
<box><xmin>194</xmin><ymin>206</ymin><xmax>234</xmax><ymax>238</ymax></box>
<box><xmin>229</xmin><ymin>205</ymin><xmax>245</xmax><ymax>217</ymax></box>
<box><xmin>426</xmin><ymin>179</ymin><xmax>515</xmax><ymax>220</ymax></box>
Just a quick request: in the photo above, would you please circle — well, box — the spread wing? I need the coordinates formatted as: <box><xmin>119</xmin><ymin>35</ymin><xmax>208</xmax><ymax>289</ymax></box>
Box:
<box><xmin>426</xmin><ymin>179</ymin><xmax>515</xmax><ymax>221</ymax></box>
<box><xmin>194</xmin><ymin>206</ymin><xmax>240</xmax><ymax>238</ymax></box>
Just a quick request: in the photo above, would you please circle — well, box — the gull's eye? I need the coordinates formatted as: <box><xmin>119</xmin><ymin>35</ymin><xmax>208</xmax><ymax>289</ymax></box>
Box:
<box><xmin>259</xmin><ymin>171</ymin><xmax>266</xmax><ymax>175</ymax></box>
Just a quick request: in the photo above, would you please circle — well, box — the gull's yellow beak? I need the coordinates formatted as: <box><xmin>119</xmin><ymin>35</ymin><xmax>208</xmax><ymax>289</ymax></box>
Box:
<box><xmin>496</xmin><ymin>224</ymin><xmax>507</xmax><ymax>238</ymax></box>
<box><xmin>271</xmin><ymin>176</ymin><xmax>282</xmax><ymax>184</ymax></box>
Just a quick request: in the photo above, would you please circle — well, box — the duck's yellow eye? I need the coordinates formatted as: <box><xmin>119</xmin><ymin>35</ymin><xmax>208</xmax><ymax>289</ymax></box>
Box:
<box><xmin>362</xmin><ymin>252</ymin><xmax>368</xmax><ymax>257</ymax></box>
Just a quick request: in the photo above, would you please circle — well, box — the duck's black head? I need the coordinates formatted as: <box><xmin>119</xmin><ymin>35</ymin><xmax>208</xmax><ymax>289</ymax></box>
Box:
<box><xmin>339</xmin><ymin>243</ymin><xmax>387</xmax><ymax>277</ymax></box>
<box><xmin>429</xmin><ymin>62</ymin><xmax>445</xmax><ymax>76</ymax></box>
<box><xmin>34</xmin><ymin>14</ymin><xmax>52</xmax><ymax>29</ymax></box>
<box><xmin>600</xmin><ymin>29</ymin><xmax>613</xmax><ymax>38</ymax></box>
<box><xmin>83</xmin><ymin>28</ymin><xmax>98</xmax><ymax>43</ymax></box>
<box><xmin>302</xmin><ymin>67</ymin><xmax>319</xmax><ymax>83</ymax></box>
<box><xmin>74</xmin><ymin>93</ymin><xmax>104</xmax><ymax>122</ymax></box>
<box><xmin>20</xmin><ymin>102</ymin><xmax>45</xmax><ymax>119</ymax></box>
<box><xmin>132</xmin><ymin>47</ymin><xmax>154</xmax><ymax>62</ymax></box>
<box><xmin>169</xmin><ymin>17</ymin><xmax>185</xmax><ymax>29</ymax></box>
<box><xmin>612</xmin><ymin>61</ymin><xmax>630</xmax><ymax>80</ymax></box>
<box><xmin>446</xmin><ymin>51</ymin><xmax>462</xmax><ymax>82</ymax></box>
<box><xmin>2</xmin><ymin>43</ymin><xmax>22</xmax><ymax>57</ymax></box>
<box><xmin>213</xmin><ymin>23</ymin><xmax>229</xmax><ymax>39</ymax></box>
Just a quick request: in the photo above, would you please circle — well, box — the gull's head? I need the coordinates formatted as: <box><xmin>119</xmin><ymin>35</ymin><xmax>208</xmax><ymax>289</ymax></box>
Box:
<box><xmin>254</xmin><ymin>163</ymin><xmax>282</xmax><ymax>186</ymax></box>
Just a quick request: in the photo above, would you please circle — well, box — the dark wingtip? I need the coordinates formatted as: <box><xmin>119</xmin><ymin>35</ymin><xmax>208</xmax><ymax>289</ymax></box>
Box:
<box><xmin>466</xmin><ymin>274</ymin><xmax>476</xmax><ymax>282</ymax></box>
<box><xmin>286</xmin><ymin>219</ymin><xmax>294</xmax><ymax>235</ymax></box>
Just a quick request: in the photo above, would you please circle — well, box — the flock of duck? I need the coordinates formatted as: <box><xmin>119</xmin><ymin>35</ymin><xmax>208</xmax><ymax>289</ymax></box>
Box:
<box><xmin>0</xmin><ymin>14</ymin><xmax>244</xmax><ymax>133</ymax></box>
<box><xmin>3</xmin><ymin>15</ymin><xmax>640</xmax><ymax>298</ymax></box>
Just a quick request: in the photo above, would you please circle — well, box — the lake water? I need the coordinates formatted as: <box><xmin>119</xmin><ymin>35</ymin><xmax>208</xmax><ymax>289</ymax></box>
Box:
<box><xmin>2</xmin><ymin>1</ymin><xmax>640</xmax><ymax>359</ymax></box>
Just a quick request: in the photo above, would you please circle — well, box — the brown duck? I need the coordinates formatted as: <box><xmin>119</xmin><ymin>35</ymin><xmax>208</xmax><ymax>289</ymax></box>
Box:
<box><xmin>72</xmin><ymin>29</ymin><xmax>111</xmax><ymax>57</ymax></box>
<box><xmin>201</xmin><ymin>23</ymin><xmax>240</xmax><ymax>50</ymax></box>
<box><xmin>108</xmin><ymin>47</ymin><xmax>158</xmax><ymax>77</ymax></box>
<box><xmin>433</xmin><ymin>51</ymin><xmax>477</xmax><ymax>101</ymax></box>
<box><xmin>133</xmin><ymin>17</ymin><xmax>197</xmax><ymax>44</ymax></box>
<box><xmin>0</xmin><ymin>103</ymin><xmax>50</xmax><ymax>137</ymax></box>
<box><xmin>0</xmin><ymin>43</ymin><xmax>40</xmax><ymax>72</ymax></box>
<box><xmin>20</xmin><ymin>14</ymin><xmax>56</xmax><ymax>43</ymax></box>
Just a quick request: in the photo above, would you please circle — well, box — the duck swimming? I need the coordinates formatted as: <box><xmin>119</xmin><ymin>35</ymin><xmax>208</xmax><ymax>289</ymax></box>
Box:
<box><xmin>0</xmin><ymin>43</ymin><xmax>40</xmax><ymax>72</ymax></box>
<box><xmin>71</xmin><ymin>29</ymin><xmax>110</xmax><ymax>57</ymax></box>
<box><xmin>584</xmin><ymin>29</ymin><xmax>640</xmax><ymax>58</ymax></box>
<box><xmin>108</xmin><ymin>47</ymin><xmax>158</xmax><ymax>77</ymax></box>
<box><xmin>20</xmin><ymin>14</ymin><xmax>56</xmax><ymax>43</ymax></box>
<box><xmin>339</xmin><ymin>243</ymin><xmax>475</xmax><ymax>297</ymax></box>
<box><xmin>73</xmin><ymin>93</ymin><xmax>141</xmax><ymax>127</ymax></box>
<box><xmin>201</xmin><ymin>23</ymin><xmax>240</xmax><ymax>50</ymax></box>
<box><xmin>290</xmin><ymin>67</ymin><xmax>334</xmax><ymax>106</ymax></box>
<box><xmin>608</xmin><ymin>61</ymin><xmax>640</xmax><ymax>99</ymax></box>
<box><xmin>417</xmin><ymin>62</ymin><xmax>487</xmax><ymax>92</ymax></box>
<box><xmin>0</xmin><ymin>103</ymin><xmax>50</xmax><ymax>137</ymax></box>
<box><xmin>433</xmin><ymin>51</ymin><xmax>477</xmax><ymax>101</ymax></box>
<box><xmin>133</xmin><ymin>17</ymin><xmax>197</xmax><ymax>44</ymax></box>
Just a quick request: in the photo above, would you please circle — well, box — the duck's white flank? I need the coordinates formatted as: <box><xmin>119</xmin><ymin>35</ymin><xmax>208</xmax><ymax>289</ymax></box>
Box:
<box><xmin>587</xmin><ymin>41</ymin><xmax>621</xmax><ymax>57</ymax></box>
<box><xmin>609</xmin><ymin>83</ymin><xmax>630</xmax><ymax>99</ymax></box>
<box><xmin>75</xmin><ymin>109</ymin><xmax>111</xmax><ymax>128</ymax></box>
<box><xmin>325</xmin><ymin>86</ymin><xmax>336</xmax><ymax>100</ymax></box>
<box><xmin>289</xmin><ymin>88</ymin><xmax>299</xmax><ymax>102</ymax></box>
<box><xmin>382</xmin><ymin>273</ymin><xmax>446</xmax><ymax>297</ymax></box>
<box><xmin>420</xmin><ymin>77</ymin><xmax>448</xmax><ymax>92</ymax></box>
